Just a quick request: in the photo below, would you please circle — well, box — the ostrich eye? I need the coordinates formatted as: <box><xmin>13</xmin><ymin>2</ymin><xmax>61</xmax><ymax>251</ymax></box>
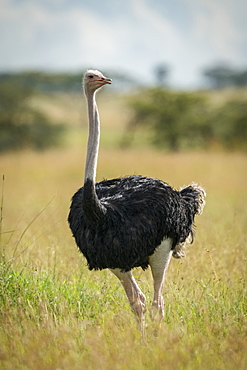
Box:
<box><xmin>88</xmin><ymin>75</ymin><xmax>94</xmax><ymax>79</ymax></box>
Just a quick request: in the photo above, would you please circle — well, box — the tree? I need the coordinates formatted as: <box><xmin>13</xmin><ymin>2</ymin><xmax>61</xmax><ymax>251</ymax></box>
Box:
<box><xmin>153</xmin><ymin>64</ymin><xmax>169</xmax><ymax>86</ymax></box>
<box><xmin>125</xmin><ymin>87</ymin><xmax>247</xmax><ymax>151</ymax></box>
<box><xmin>126</xmin><ymin>88</ymin><xmax>212</xmax><ymax>151</ymax></box>
<box><xmin>0</xmin><ymin>81</ymin><xmax>66</xmax><ymax>152</ymax></box>
<box><xmin>203</xmin><ymin>64</ymin><xmax>247</xmax><ymax>89</ymax></box>
<box><xmin>213</xmin><ymin>100</ymin><xmax>247</xmax><ymax>150</ymax></box>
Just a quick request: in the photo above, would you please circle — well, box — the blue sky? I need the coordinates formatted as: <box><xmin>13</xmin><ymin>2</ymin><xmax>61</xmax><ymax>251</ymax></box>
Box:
<box><xmin>0</xmin><ymin>0</ymin><xmax>246</xmax><ymax>87</ymax></box>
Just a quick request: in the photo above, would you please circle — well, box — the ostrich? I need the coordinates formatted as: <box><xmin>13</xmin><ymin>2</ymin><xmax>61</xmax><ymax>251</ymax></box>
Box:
<box><xmin>68</xmin><ymin>69</ymin><xmax>206</xmax><ymax>328</ymax></box>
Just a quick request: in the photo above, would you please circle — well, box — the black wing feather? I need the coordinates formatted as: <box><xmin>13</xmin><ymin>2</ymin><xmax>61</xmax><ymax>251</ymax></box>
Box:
<box><xmin>68</xmin><ymin>176</ymin><xmax>201</xmax><ymax>272</ymax></box>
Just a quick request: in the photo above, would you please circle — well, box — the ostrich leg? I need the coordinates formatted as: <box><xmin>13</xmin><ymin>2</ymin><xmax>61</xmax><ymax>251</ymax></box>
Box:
<box><xmin>110</xmin><ymin>268</ymin><xmax>146</xmax><ymax>333</ymax></box>
<box><xmin>149</xmin><ymin>238</ymin><xmax>173</xmax><ymax>321</ymax></box>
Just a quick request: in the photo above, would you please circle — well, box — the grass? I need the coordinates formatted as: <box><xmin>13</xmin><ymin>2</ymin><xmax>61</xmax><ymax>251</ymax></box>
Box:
<box><xmin>0</xmin><ymin>88</ymin><xmax>247</xmax><ymax>368</ymax></box>
<box><xmin>0</xmin><ymin>146</ymin><xmax>246</xmax><ymax>370</ymax></box>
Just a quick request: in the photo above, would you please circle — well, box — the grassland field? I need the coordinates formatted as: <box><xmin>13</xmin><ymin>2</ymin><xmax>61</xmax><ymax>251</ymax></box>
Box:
<box><xmin>0</xmin><ymin>91</ymin><xmax>246</xmax><ymax>369</ymax></box>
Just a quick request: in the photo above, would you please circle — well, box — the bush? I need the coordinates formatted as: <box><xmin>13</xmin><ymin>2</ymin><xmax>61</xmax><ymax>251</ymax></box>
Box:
<box><xmin>126</xmin><ymin>88</ymin><xmax>247</xmax><ymax>151</ymax></box>
<box><xmin>127</xmin><ymin>88</ymin><xmax>212</xmax><ymax>151</ymax></box>
<box><xmin>213</xmin><ymin>100</ymin><xmax>247</xmax><ymax>150</ymax></box>
<box><xmin>0</xmin><ymin>81</ymin><xmax>66</xmax><ymax>152</ymax></box>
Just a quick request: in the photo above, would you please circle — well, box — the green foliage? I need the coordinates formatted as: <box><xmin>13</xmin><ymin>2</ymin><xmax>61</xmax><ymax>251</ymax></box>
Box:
<box><xmin>0</xmin><ymin>72</ymin><xmax>83</xmax><ymax>93</ymax></box>
<box><xmin>127</xmin><ymin>88</ymin><xmax>212</xmax><ymax>151</ymax></box>
<box><xmin>0</xmin><ymin>81</ymin><xmax>66</xmax><ymax>152</ymax></box>
<box><xmin>213</xmin><ymin>99</ymin><xmax>247</xmax><ymax>150</ymax></box>
<box><xmin>127</xmin><ymin>88</ymin><xmax>247</xmax><ymax>151</ymax></box>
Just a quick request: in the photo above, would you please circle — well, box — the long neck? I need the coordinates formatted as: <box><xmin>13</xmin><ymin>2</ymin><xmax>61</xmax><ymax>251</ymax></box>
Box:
<box><xmin>83</xmin><ymin>90</ymin><xmax>105</xmax><ymax>223</ymax></box>
<box><xmin>84</xmin><ymin>90</ymin><xmax>100</xmax><ymax>183</ymax></box>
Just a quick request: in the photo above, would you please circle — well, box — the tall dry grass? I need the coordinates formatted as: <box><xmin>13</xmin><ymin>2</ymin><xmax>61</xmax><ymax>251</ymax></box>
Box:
<box><xmin>0</xmin><ymin>89</ymin><xmax>246</xmax><ymax>369</ymax></box>
<box><xmin>0</xmin><ymin>145</ymin><xmax>246</xmax><ymax>369</ymax></box>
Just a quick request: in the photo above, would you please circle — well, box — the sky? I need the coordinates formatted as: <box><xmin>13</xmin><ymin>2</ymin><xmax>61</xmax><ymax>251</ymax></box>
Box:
<box><xmin>0</xmin><ymin>0</ymin><xmax>246</xmax><ymax>88</ymax></box>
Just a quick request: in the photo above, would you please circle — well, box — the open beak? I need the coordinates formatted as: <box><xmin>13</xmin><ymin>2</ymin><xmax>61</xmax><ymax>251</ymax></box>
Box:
<box><xmin>103</xmin><ymin>78</ymin><xmax>112</xmax><ymax>84</ymax></box>
<box><xmin>96</xmin><ymin>77</ymin><xmax>112</xmax><ymax>86</ymax></box>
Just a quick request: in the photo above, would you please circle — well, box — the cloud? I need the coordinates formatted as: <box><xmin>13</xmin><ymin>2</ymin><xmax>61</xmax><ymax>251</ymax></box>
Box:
<box><xmin>0</xmin><ymin>0</ymin><xmax>246</xmax><ymax>87</ymax></box>
<box><xmin>187</xmin><ymin>0</ymin><xmax>242</xmax><ymax>59</ymax></box>
<box><xmin>0</xmin><ymin>0</ymin><xmax>127</xmax><ymax>70</ymax></box>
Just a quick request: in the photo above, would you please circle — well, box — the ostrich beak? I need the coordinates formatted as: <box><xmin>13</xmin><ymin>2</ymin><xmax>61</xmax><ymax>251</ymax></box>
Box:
<box><xmin>96</xmin><ymin>77</ymin><xmax>112</xmax><ymax>86</ymax></box>
<box><xmin>103</xmin><ymin>78</ymin><xmax>112</xmax><ymax>84</ymax></box>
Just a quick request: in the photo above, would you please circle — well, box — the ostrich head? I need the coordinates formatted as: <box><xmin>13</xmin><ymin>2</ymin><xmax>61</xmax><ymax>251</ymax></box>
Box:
<box><xmin>83</xmin><ymin>70</ymin><xmax>112</xmax><ymax>95</ymax></box>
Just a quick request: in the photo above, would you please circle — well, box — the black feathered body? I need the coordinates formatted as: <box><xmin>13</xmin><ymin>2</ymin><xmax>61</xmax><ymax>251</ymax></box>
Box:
<box><xmin>68</xmin><ymin>176</ymin><xmax>202</xmax><ymax>272</ymax></box>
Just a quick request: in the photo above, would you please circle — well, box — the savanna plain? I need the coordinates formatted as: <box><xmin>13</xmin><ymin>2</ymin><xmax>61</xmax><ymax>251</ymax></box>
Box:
<box><xmin>0</xmin><ymin>91</ymin><xmax>246</xmax><ymax>370</ymax></box>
